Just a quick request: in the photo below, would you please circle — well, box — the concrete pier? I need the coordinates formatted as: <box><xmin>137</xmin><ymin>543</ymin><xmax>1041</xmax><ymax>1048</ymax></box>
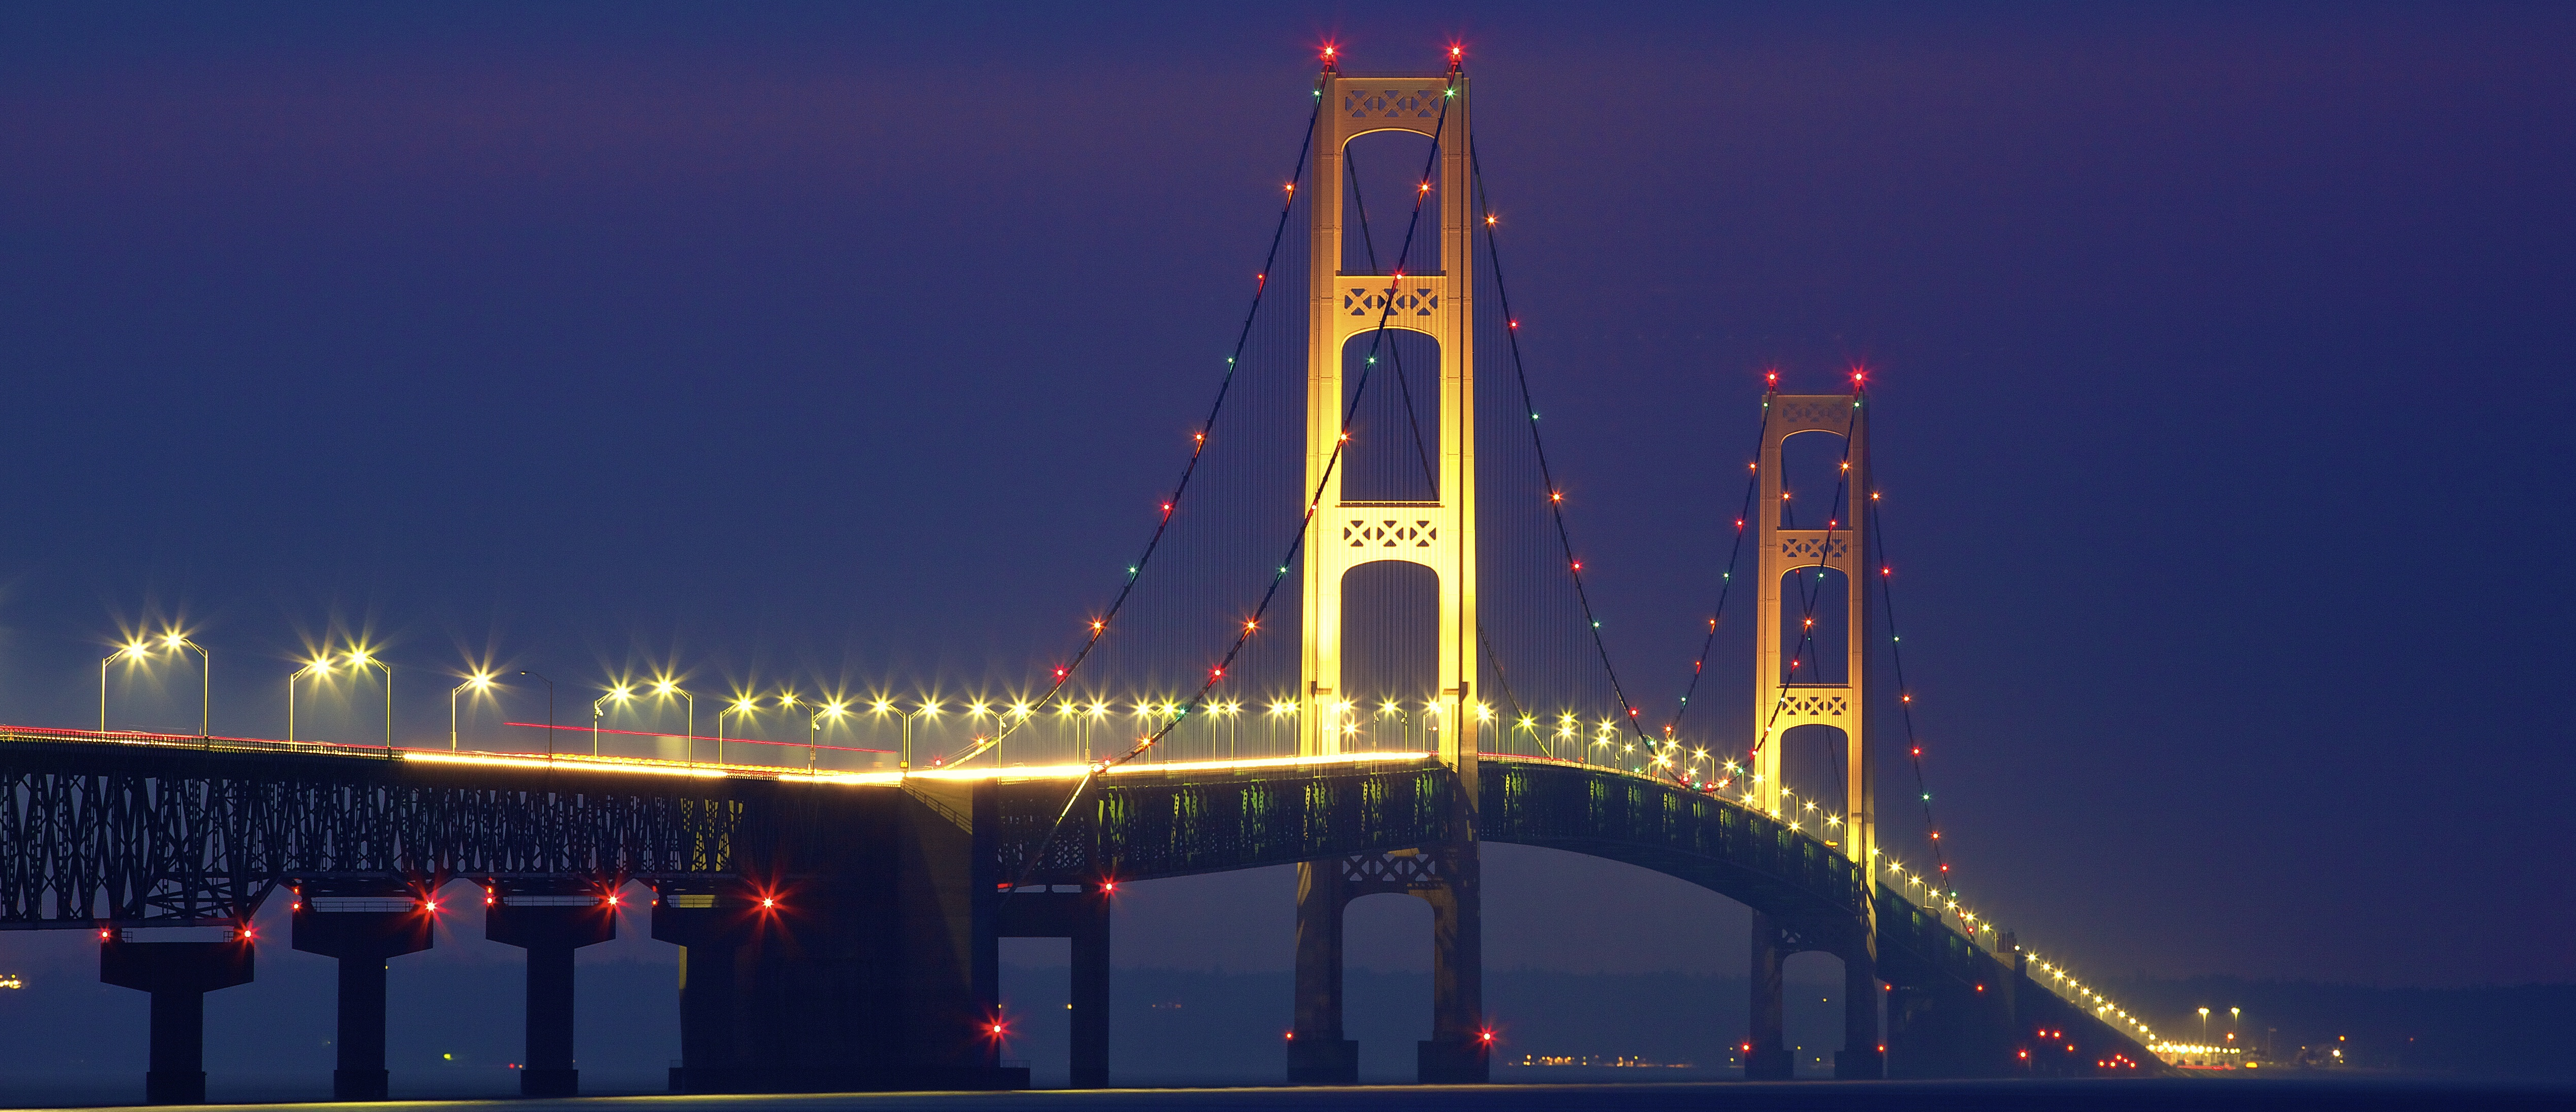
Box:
<box><xmin>994</xmin><ymin>885</ymin><xmax>1111</xmax><ymax>1088</ymax></box>
<box><xmin>1289</xmin><ymin>845</ymin><xmax>1486</xmax><ymax>1086</ymax></box>
<box><xmin>98</xmin><ymin>934</ymin><xmax>255</xmax><ymax>1105</ymax></box>
<box><xmin>291</xmin><ymin>898</ymin><xmax>437</xmax><ymax>1100</ymax></box>
<box><xmin>485</xmin><ymin>893</ymin><xmax>617</xmax><ymax>1097</ymax></box>
<box><xmin>655</xmin><ymin>779</ymin><xmax>1024</xmax><ymax>1093</ymax></box>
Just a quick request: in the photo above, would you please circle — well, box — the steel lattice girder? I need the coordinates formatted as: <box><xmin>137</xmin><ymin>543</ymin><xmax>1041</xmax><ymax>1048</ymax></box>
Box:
<box><xmin>1</xmin><ymin>743</ymin><xmax>745</xmax><ymax>928</ymax></box>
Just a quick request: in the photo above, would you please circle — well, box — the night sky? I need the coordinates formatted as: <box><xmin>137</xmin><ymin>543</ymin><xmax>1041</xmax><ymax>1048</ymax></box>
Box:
<box><xmin>3</xmin><ymin>1</ymin><xmax>2572</xmax><ymax>997</ymax></box>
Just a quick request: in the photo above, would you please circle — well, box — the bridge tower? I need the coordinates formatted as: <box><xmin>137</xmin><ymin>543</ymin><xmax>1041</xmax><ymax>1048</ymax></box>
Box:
<box><xmin>1291</xmin><ymin>53</ymin><xmax>1486</xmax><ymax>1086</ymax></box>
<box><xmin>1747</xmin><ymin>389</ymin><xmax>1880</xmax><ymax>1078</ymax></box>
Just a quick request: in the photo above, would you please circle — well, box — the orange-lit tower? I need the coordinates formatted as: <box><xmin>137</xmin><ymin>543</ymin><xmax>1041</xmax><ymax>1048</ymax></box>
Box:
<box><xmin>1745</xmin><ymin>385</ymin><xmax>1880</xmax><ymax>1079</ymax></box>
<box><xmin>1289</xmin><ymin>45</ymin><xmax>1487</xmax><ymax>1086</ymax></box>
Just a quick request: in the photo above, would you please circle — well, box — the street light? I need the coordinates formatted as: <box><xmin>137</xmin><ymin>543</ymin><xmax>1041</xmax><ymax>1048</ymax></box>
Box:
<box><xmin>2198</xmin><ymin>1007</ymin><xmax>2211</xmax><ymax>1042</ymax></box>
<box><xmin>653</xmin><ymin>679</ymin><xmax>696</xmax><ymax>764</ymax></box>
<box><xmin>1267</xmin><ymin>698</ymin><xmax>1296</xmax><ymax>754</ymax></box>
<box><xmin>873</xmin><ymin>698</ymin><xmax>941</xmax><ymax>775</ymax></box>
<box><xmin>2230</xmin><ymin>1006</ymin><xmax>2241</xmax><ymax>1042</ymax></box>
<box><xmin>449</xmin><ymin>671</ymin><xmax>495</xmax><ymax>752</ymax></box>
<box><xmin>348</xmin><ymin>650</ymin><xmax>393</xmax><ymax>756</ymax></box>
<box><xmin>593</xmin><ymin>684</ymin><xmax>633</xmax><ymax>758</ymax></box>
<box><xmin>718</xmin><ymin>694</ymin><xmax>758</xmax><ymax>765</ymax></box>
<box><xmin>100</xmin><ymin>636</ymin><xmax>207</xmax><ymax>738</ymax></box>
<box><xmin>100</xmin><ymin>640</ymin><xmax>143</xmax><ymax>735</ymax></box>
<box><xmin>287</xmin><ymin>654</ymin><xmax>335</xmax><ymax>743</ymax></box>
<box><xmin>1215</xmin><ymin>700</ymin><xmax>1240</xmax><ymax>759</ymax></box>
<box><xmin>808</xmin><ymin>700</ymin><xmax>849</xmax><ymax>772</ymax></box>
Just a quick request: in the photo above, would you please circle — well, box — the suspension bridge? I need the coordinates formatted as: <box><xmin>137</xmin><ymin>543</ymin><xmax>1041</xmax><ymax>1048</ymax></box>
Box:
<box><xmin>2</xmin><ymin>51</ymin><xmax>2169</xmax><ymax>1101</ymax></box>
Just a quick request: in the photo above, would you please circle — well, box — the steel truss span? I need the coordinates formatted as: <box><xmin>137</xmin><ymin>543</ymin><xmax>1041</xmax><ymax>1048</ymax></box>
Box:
<box><xmin>0</xmin><ymin>742</ymin><xmax>742</xmax><ymax>928</ymax></box>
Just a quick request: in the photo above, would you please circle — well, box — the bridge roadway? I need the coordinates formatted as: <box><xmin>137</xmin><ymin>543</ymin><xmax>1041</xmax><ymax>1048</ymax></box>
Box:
<box><xmin>1</xmin><ymin>728</ymin><xmax>2161</xmax><ymax>1099</ymax></box>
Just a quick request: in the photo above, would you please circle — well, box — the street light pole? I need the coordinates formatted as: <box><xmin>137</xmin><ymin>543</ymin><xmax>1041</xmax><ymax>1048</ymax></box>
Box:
<box><xmin>450</xmin><ymin>672</ymin><xmax>494</xmax><ymax>753</ymax></box>
<box><xmin>776</xmin><ymin>693</ymin><xmax>802</xmax><ymax>765</ymax></box>
<box><xmin>719</xmin><ymin>696</ymin><xmax>757</xmax><ymax>765</ymax></box>
<box><xmin>346</xmin><ymin>652</ymin><xmax>393</xmax><ymax>756</ymax></box>
<box><xmin>147</xmin><ymin>635</ymin><xmax>212</xmax><ymax>739</ymax></box>
<box><xmin>808</xmin><ymin>701</ymin><xmax>849</xmax><ymax>772</ymax></box>
<box><xmin>593</xmin><ymin>685</ymin><xmax>632</xmax><ymax>758</ymax></box>
<box><xmin>99</xmin><ymin>641</ymin><xmax>144</xmax><ymax>734</ymax></box>
<box><xmin>287</xmin><ymin>655</ymin><xmax>334</xmax><ymax>743</ymax></box>
<box><xmin>653</xmin><ymin>681</ymin><xmax>694</xmax><ymax>764</ymax></box>
<box><xmin>872</xmin><ymin>699</ymin><xmax>941</xmax><ymax>776</ymax></box>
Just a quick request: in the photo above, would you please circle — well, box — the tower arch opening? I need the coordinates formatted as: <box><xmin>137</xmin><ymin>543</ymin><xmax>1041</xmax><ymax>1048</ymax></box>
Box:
<box><xmin>1775</xmin><ymin>566</ymin><xmax>1852</xmax><ymax>687</ymax></box>
<box><xmin>1775</xmin><ymin>426</ymin><xmax>1856</xmax><ymax>530</ymax></box>
<box><xmin>1338</xmin><ymin>559</ymin><xmax>1439</xmax><ymax>752</ymax></box>
<box><xmin>1339</xmin><ymin>129</ymin><xmax>1443</xmax><ymax>276</ymax></box>
<box><xmin>1339</xmin><ymin>330</ymin><xmax>1442</xmax><ymax>504</ymax></box>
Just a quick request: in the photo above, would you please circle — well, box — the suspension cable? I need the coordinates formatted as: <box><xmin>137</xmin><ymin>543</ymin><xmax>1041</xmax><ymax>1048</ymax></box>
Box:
<box><xmin>1663</xmin><ymin>395</ymin><xmax>1773</xmax><ymax>760</ymax></box>
<box><xmin>1868</xmin><ymin>490</ymin><xmax>1951</xmax><ymax>895</ymax></box>
<box><xmin>1344</xmin><ymin>147</ymin><xmax>1532</xmax><ymax>758</ymax></box>
<box><xmin>1467</xmin><ymin>135</ymin><xmax>1677</xmax><ymax>782</ymax></box>
<box><xmin>1095</xmin><ymin>75</ymin><xmax>1456</xmax><ymax>770</ymax></box>
<box><xmin>946</xmin><ymin>98</ymin><xmax>1320</xmax><ymax>770</ymax></box>
<box><xmin>1003</xmin><ymin>72</ymin><xmax>1458</xmax><ymax>890</ymax></box>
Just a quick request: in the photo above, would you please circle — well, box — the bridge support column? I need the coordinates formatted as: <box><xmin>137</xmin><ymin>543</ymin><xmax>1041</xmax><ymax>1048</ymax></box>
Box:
<box><xmin>1287</xmin><ymin>861</ymin><xmax>1358</xmax><ymax>1085</ymax></box>
<box><xmin>1745</xmin><ymin>911</ymin><xmax>1793</xmax><ymax>1079</ymax></box>
<box><xmin>99</xmin><ymin>934</ymin><xmax>255</xmax><ymax>1105</ymax></box>
<box><xmin>1416</xmin><ymin>845</ymin><xmax>1487</xmax><ymax>1085</ymax></box>
<box><xmin>1834</xmin><ymin>947</ymin><xmax>1883</xmax><ymax>1079</ymax></box>
<box><xmin>486</xmin><ymin>894</ymin><xmax>618</xmax><ymax>1097</ymax></box>
<box><xmin>1289</xmin><ymin>847</ymin><xmax>1486</xmax><ymax>1086</ymax></box>
<box><xmin>1748</xmin><ymin>911</ymin><xmax>1878</xmax><ymax>1080</ymax></box>
<box><xmin>291</xmin><ymin>901</ymin><xmax>437</xmax><ymax>1100</ymax></box>
<box><xmin>994</xmin><ymin>885</ymin><xmax>1112</xmax><ymax>1089</ymax></box>
<box><xmin>651</xmin><ymin>892</ymin><xmax>749</xmax><ymax>1094</ymax></box>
